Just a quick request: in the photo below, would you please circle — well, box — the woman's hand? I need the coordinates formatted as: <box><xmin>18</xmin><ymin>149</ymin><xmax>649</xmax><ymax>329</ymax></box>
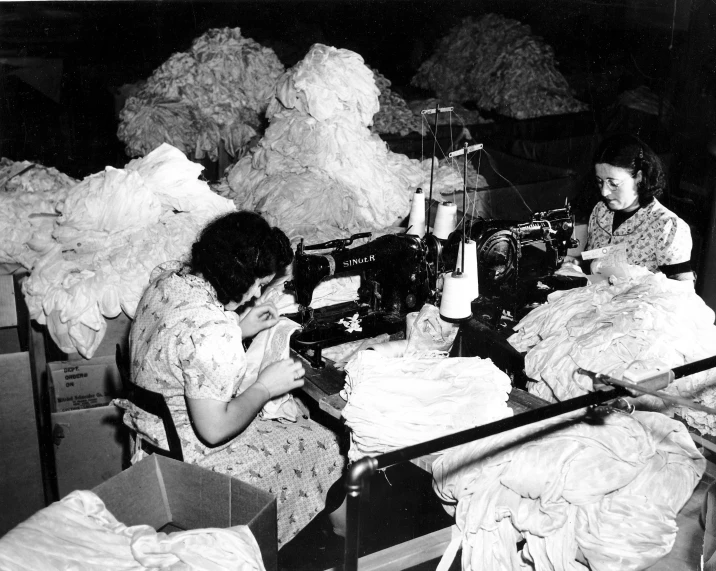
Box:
<box><xmin>257</xmin><ymin>358</ymin><xmax>305</xmax><ymax>399</ymax></box>
<box><xmin>238</xmin><ymin>302</ymin><xmax>279</xmax><ymax>339</ymax></box>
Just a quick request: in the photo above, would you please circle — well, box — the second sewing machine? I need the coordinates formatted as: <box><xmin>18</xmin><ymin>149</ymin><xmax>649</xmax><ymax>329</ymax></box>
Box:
<box><xmin>284</xmin><ymin>205</ymin><xmax>581</xmax><ymax>368</ymax></box>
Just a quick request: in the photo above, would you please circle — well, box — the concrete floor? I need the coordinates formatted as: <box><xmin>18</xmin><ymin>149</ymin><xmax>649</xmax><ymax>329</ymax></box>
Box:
<box><xmin>277</xmin><ymin>462</ymin><xmax>454</xmax><ymax>571</ymax></box>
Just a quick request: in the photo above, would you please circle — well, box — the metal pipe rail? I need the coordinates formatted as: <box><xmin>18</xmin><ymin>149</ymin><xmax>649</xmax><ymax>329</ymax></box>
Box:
<box><xmin>342</xmin><ymin>385</ymin><xmax>629</xmax><ymax>571</ymax></box>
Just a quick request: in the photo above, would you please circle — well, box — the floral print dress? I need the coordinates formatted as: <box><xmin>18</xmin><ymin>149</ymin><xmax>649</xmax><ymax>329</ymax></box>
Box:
<box><xmin>127</xmin><ymin>262</ymin><xmax>346</xmax><ymax>547</ymax></box>
<box><xmin>586</xmin><ymin>199</ymin><xmax>692</xmax><ymax>273</ymax></box>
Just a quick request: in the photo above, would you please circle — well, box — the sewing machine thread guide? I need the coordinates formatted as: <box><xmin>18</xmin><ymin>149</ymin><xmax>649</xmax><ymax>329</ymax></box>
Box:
<box><xmin>421</xmin><ymin>106</ymin><xmax>454</xmax><ymax>114</ymax></box>
<box><xmin>448</xmin><ymin>143</ymin><xmax>483</xmax><ymax>157</ymax></box>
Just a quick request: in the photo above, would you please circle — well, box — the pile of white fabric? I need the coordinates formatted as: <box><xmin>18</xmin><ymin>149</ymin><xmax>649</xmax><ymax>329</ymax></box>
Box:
<box><xmin>508</xmin><ymin>273</ymin><xmax>716</xmax><ymax>435</ymax></box>
<box><xmin>22</xmin><ymin>144</ymin><xmax>235</xmax><ymax>358</ymax></box>
<box><xmin>118</xmin><ymin>28</ymin><xmax>284</xmax><ymax>161</ymax></box>
<box><xmin>216</xmin><ymin>43</ymin><xmax>471</xmax><ymax>245</ymax></box>
<box><xmin>432</xmin><ymin>409</ymin><xmax>705</xmax><ymax>571</ymax></box>
<box><xmin>0</xmin><ymin>490</ymin><xmax>265</xmax><ymax>571</ymax></box>
<box><xmin>411</xmin><ymin>14</ymin><xmax>588</xmax><ymax>119</ymax></box>
<box><xmin>342</xmin><ymin>349</ymin><xmax>512</xmax><ymax>462</ymax></box>
<box><xmin>0</xmin><ymin>158</ymin><xmax>77</xmax><ymax>269</ymax></box>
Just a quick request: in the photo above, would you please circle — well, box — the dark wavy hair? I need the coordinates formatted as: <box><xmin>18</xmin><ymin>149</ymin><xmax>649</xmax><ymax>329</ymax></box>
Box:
<box><xmin>594</xmin><ymin>133</ymin><xmax>666</xmax><ymax>205</ymax></box>
<box><xmin>188</xmin><ymin>211</ymin><xmax>293</xmax><ymax>306</ymax></box>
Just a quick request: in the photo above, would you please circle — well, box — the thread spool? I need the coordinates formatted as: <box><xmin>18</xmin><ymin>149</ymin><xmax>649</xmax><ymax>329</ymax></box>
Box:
<box><xmin>456</xmin><ymin>239</ymin><xmax>479</xmax><ymax>300</ymax></box>
<box><xmin>439</xmin><ymin>270</ymin><xmax>473</xmax><ymax>322</ymax></box>
<box><xmin>407</xmin><ymin>187</ymin><xmax>426</xmax><ymax>238</ymax></box>
<box><xmin>432</xmin><ymin>201</ymin><xmax>457</xmax><ymax>239</ymax></box>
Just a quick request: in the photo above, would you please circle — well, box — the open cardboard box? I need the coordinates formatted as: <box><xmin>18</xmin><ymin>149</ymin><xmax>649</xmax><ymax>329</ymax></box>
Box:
<box><xmin>93</xmin><ymin>454</ymin><xmax>278</xmax><ymax>571</ymax></box>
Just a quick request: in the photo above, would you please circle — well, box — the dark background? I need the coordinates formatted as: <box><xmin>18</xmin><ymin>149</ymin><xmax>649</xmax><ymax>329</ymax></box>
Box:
<box><xmin>0</xmin><ymin>0</ymin><xmax>714</xmax><ymax>182</ymax></box>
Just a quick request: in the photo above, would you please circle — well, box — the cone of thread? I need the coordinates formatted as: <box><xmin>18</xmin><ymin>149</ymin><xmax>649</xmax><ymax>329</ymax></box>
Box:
<box><xmin>456</xmin><ymin>239</ymin><xmax>479</xmax><ymax>299</ymax></box>
<box><xmin>408</xmin><ymin>188</ymin><xmax>426</xmax><ymax>238</ymax></box>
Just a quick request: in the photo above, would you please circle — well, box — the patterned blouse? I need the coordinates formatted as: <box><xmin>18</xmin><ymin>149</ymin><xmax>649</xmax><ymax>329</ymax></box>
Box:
<box><xmin>586</xmin><ymin>199</ymin><xmax>692</xmax><ymax>274</ymax></box>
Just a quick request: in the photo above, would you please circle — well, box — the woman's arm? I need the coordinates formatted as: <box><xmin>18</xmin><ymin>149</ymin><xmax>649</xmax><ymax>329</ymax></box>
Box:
<box><xmin>657</xmin><ymin>217</ymin><xmax>694</xmax><ymax>282</ymax></box>
<box><xmin>186</xmin><ymin>383</ymin><xmax>270</xmax><ymax>446</ymax></box>
<box><xmin>186</xmin><ymin>357</ymin><xmax>305</xmax><ymax>446</ymax></box>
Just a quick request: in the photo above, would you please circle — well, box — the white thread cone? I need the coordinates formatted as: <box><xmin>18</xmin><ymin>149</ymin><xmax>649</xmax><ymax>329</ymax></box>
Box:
<box><xmin>433</xmin><ymin>202</ymin><xmax>457</xmax><ymax>239</ymax></box>
<box><xmin>440</xmin><ymin>271</ymin><xmax>472</xmax><ymax>321</ymax></box>
<box><xmin>407</xmin><ymin>188</ymin><xmax>426</xmax><ymax>238</ymax></box>
<box><xmin>456</xmin><ymin>239</ymin><xmax>479</xmax><ymax>299</ymax></box>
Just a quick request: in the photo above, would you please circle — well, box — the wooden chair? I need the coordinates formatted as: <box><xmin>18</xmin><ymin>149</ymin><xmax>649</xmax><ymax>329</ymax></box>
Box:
<box><xmin>115</xmin><ymin>344</ymin><xmax>184</xmax><ymax>462</ymax></box>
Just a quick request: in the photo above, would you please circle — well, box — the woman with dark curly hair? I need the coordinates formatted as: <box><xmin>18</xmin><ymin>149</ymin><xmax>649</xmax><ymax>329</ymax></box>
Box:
<box><xmin>581</xmin><ymin>133</ymin><xmax>694</xmax><ymax>281</ymax></box>
<box><xmin>127</xmin><ymin>210</ymin><xmax>346</xmax><ymax>547</ymax></box>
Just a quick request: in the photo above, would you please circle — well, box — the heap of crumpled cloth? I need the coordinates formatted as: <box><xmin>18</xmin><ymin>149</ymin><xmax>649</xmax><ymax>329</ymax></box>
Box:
<box><xmin>341</xmin><ymin>346</ymin><xmax>512</xmax><ymax>462</ymax></box>
<box><xmin>0</xmin><ymin>490</ymin><xmax>265</xmax><ymax>571</ymax></box>
<box><xmin>411</xmin><ymin>14</ymin><xmax>588</xmax><ymax>119</ymax></box>
<box><xmin>0</xmin><ymin>158</ymin><xmax>77</xmax><ymax>269</ymax></box>
<box><xmin>21</xmin><ymin>143</ymin><xmax>235</xmax><ymax>358</ymax></box>
<box><xmin>369</xmin><ymin>66</ymin><xmax>425</xmax><ymax>136</ymax></box>
<box><xmin>215</xmin><ymin>43</ymin><xmax>477</xmax><ymax>245</ymax></box>
<box><xmin>118</xmin><ymin>28</ymin><xmax>284</xmax><ymax>161</ymax></box>
<box><xmin>508</xmin><ymin>273</ymin><xmax>716</xmax><ymax>436</ymax></box>
<box><xmin>432</xmin><ymin>409</ymin><xmax>705</xmax><ymax>571</ymax></box>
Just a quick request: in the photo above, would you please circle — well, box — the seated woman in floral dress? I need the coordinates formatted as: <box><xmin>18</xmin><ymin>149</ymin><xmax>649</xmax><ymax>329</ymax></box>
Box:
<box><xmin>127</xmin><ymin>210</ymin><xmax>346</xmax><ymax>547</ymax></box>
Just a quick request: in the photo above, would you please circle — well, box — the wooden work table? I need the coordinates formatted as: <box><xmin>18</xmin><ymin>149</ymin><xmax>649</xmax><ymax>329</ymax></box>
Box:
<box><xmin>293</xmin><ymin>319</ymin><xmax>551</xmax><ymax>474</ymax></box>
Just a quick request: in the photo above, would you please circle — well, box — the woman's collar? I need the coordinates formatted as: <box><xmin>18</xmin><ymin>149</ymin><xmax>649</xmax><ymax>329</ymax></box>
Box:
<box><xmin>179</xmin><ymin>267</ymin><xmax>223</xmax><ymax>307</ymax></box>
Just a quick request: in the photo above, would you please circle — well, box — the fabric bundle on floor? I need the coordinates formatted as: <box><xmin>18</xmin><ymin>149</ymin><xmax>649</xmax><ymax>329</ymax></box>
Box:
<box><xmin>432</xmin><ymin>409</ymin><xmax>705</xmax><ymax>571</ymax></box>
<box><xmin>342</xmin><ymin>348</ymin><xmax>512</xmax><ymax>462</ymax></box>
<box><xmin>216</xmin><ymin>43</ymin><xmax>475</xmax><ymax>245</ymax></box>
<box><xmin>118</xmin><ymin>28</ymin><xmax>284</xmax><ymax>161</ymax></box>
<box><xmin>0</xmin><ymin>490</ymin><xmax>265</xmax><ymax>571</ymax></box>
<box><xmin>0</xmin><ymin>158</ymin><xmax>77</xmax><ymax>269</ymax></box>
<box><xmin>21</xmin><ymin>144</ymin><xmax>235</xmax><ymax>358</ymax></box>
<box><xmin>508</xmin><ymin>273</ymin><xmax>716</xmax><ymax>436</ymax></box>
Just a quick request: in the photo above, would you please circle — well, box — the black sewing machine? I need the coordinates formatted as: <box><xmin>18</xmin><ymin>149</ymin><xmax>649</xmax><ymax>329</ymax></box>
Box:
<box><xmin>436</xmin><ymin>204</ymin><xmax>582</xmax><ymax>327</ymax></box>
<box><xmin>284</xmin><ymin>232</ymin><xmax>433</xmax><ymax>367</ymax></box>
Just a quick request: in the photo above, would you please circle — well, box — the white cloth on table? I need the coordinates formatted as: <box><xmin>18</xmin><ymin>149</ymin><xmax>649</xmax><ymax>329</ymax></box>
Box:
<box><xmin>507</xmin><ymin>273</ymin><xmax>716</xmax><ymax>436</ymax></box>
<box><xmin>342</xmin><ymin>350</ymin><xmax>513</xmax><ymax>462</ymax></box>
<box><xmin>432</xmin><ymin>410</ymin><xmax>705</xmax><ymax>571</ymax></box>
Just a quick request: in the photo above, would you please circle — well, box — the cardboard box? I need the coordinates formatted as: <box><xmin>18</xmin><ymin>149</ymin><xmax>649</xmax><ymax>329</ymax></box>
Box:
<box><xmin>93</xmin><ymin>455</ymin><xmax>278</xmax><ymax>571</ymax></box>
<box><xmin>51</xmin><ymin>404</ymin><xmax>128</xmax><ymax>498</ymax></box>
<box><xmin>48</xmin><ymin>355</ymin><xmax>124</xmax><ymax>412</ymax></box>
<box><xmin>0</xmin><ymin>352</ymin><xmax>45</xmax><ymax>536</ymax></box>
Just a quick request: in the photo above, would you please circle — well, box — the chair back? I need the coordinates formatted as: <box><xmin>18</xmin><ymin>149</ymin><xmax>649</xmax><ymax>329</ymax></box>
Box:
<box><xmin>115</xmin><ymin>344</ymin><xmax>184</xmax><ymax>462</ymax></box>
